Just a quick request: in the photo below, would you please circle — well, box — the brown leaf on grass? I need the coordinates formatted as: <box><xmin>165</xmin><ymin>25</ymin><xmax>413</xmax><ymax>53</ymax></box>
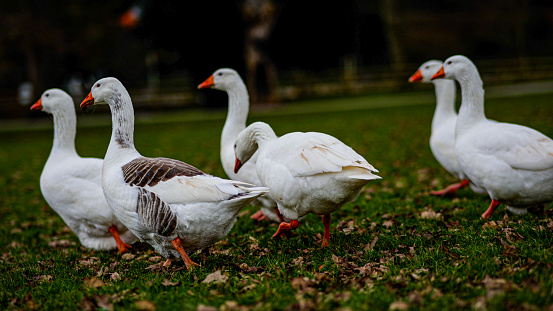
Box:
<box><xmin>196</xmin><ymin>304</ymin><xmax>218</xmax><ymax>311</ymax></box>
<box><xmin>48</xmin><ymin>240</ymin><xmax>75</xmax><ymax>247</ymax></box>
<box><xmin>445</xmin><ymin>221</ymin><xmax>461</xmax><ymax>230</ymax></box>
<box><xmin>121</xmin><ymin>253</ymin><xmax>135</xmax><ymax>260</ymax></box>
<box><xmin>389</xmin><ymin>301</ymin><xmax>409</xmax><ymax>310</ymax></box>
<box><xmin>93</xmin><ymin>294</ymin><xmax>113</xmax><ymax>311</ymax></box>
<box><xmin>499</xmin><ymin>239</ymin><xmax>518</xmax><ymax>257</ymax></box>
<box><xmin>420</xmin><ymin>208</ymin><xmax>443</xmax><ymax>220</ymax></box>
<box><xmin>80</xmin><ymin>296</ymin><xmax>97</xmax><ymax>311</ymax></box>
<box><xmin>35</xmin><ymin>275</ymin><xmax>53</xmax><ymax>283</ymax></box>
<box><xmin>290</xmin><ymin>277</ymin><xmax>316</xmax><ymax>290</ymax></box>
<box><xmin>145</xmin><ymin>263</ymin><xmax>163</xmax><ymax>272</ymax></box>
<box><xmin>382</xmin><ymin>220</ymin><xmax>393</xmax><ymax>228</ymax></box>
<box><xmin>291</xmin><ymin>257</ymin><xmax>304</xmax><ymax>267</ymax></box>
<box><xmin>135</xmin><ymin>300</ymin><xmax>156</xmax><ymax>311</ymax></box>
<box><xmin>363</xmin><ymin>236</ymin><xmax>379</xmax><ymax>252</ymax></box>
<box><xmin>110</xmin><ymin>272</ymin><xmax>121</xmax><ymax>281</ymax></box>
<box><xmin>79</xmin><ymin>257</ymin><xmax>100</xmax><ymax>268</ymax></box>
<box><xmin>161</xmin><ymin>278</ymin><xmax>181</xmax><ymax>287</ymax></box>
<box><xmin>482</xmin><ymin>275</ymin><xmax>510</xmax><ymax>300</ymax></box>
<box><xmin>202</xmin><ymin>270</ymin><xmax>228</xmax><ymax>284</ymax></box>
<box><xmin>84</xmin><ymin>276</ymin><xmax>105</xmax><ymax>288</ymax></box>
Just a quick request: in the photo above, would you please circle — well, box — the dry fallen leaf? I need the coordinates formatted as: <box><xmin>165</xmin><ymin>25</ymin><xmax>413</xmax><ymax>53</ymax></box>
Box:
<box><xmin>196</xmin><ymin>304</ymin><xmax>218</xmax><ymax>311</ymax></box>
<box><xmin>135</xmin><ymin>300</ymin><xmax>156</xmax><ymax>311</ymax></box>
<box><xmin>420</xmin><ymin>208</ymin><xmax>443</xmax><ymax>220</ymax></box>
<box><xmin>121</xmin><ymin>253</ymin><xmax>135</xmax><ymax>260</ymax></box>
<box><xmin>202</xmin><ymin>270</ymin><xmax>228</xmax><ymax>284</ymax></box>
<box><xmin>110</xmin><ymin>272</ymin><xmax>121</xmax><ymax>281</ymax></box>
<box><xmin>84</xmin><ymin>276</ymin><xmax>105</xmax><ymax>288</ymax></box>
<box><xmin>389</xmin><ymin>301</ymin><xmax>409</xmax><ymax>310</ymax></box>
<box><xmin>161</xmin><ymin>278</ymin><xmax>181</xmax><ymax>287</ymax></box>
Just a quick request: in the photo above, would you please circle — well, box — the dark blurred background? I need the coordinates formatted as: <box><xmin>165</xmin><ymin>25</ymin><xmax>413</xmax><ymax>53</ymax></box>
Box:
<box><xmin>2</xmin><ymin>0</ymin><xmax>553</xmax><ymax>118</ymax></box>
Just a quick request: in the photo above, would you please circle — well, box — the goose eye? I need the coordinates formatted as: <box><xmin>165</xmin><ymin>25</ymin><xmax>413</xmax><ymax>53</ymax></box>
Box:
<box><xmin>447</xmin><ymin>61</ymin><xmax>452</xmax><ymax>65</ymax></box>
<box><xmin>45</xmin><ymin>93</ymin><xmax>49</xmax><ymax>97</ymax></box>
<box><xmin>217</xmin><ymin>72</ymin><xmax>223</xmax><ymax>76</ymax></box>
<box><xmin>424</xmin><ymin>66</ymin><xmax>429</xmax><ymax>70</ymax></box>
<box><xmin>234</xmin><ymin>143</ymin><xmax>237</xmax><ymax>149</ymax></box>
<box><xmin>96</xmin><ymin>83</ymin><xmax>101</xmax><ymax>88</ymax></box>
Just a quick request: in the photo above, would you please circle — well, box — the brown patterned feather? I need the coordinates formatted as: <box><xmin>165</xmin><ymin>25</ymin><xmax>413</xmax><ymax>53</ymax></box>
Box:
<box><xmin>122</xmin><ymin>157</ymin><xmax>205</xmax><ymax>187</ymax></box>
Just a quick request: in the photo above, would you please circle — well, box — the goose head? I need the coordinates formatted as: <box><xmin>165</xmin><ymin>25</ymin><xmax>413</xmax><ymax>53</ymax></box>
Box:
<box><xmin>197</xmin><ymin>68</ymin><xmax>245</xmax><ymax>92</ymax></box>
<box><xmin>233</xmin><ymin>128</ymin><xmax>258</xmax><ymax>173</ymax></box>
<box><xmin>431</xmin><ymin>55</ymin><xmax>479</xmax><ymax>82</ymax></box>
<box><xmin>80</xmin><ymin>77</ymin><xmax>125</xmax><ymax>111</ymax></box>
<box><xmin>31</xmin><ymin>89</ymin><xmax>73</xmax><ymax>114</ymax></box>
<box><xmin>409</xmin><ymin>60</ymin><xmax>443</xmax><ymax>83</ymax></box>
<box><xmin>233</xmin><ymin>121</ymin><xmax>276</xmax><ymax>173</ymax></box>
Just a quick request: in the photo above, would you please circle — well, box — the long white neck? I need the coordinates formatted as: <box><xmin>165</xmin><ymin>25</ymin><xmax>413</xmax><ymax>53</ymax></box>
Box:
<box><xmin>431</xmin><ymin>79</ymin><xmax>457</xmax><ymax>130</ymax></box>
<box><xmin>50</xmin><ymin>104</ymin><xmax>78</xmax><ymax>156</ymax></box>
<box><xmin>105</xmin><ymin>88</ymin><xmax>138</xmax><ymax>160</ymax></box>
<box><xmin>455</xmin><ymin>69</ymin><xmax>487</xmax><ymax>135</ymax></box>
<box><xmin>221</xmin><ymin>83</ymin><xmax>250</xmax><ymax>146</ymax></box>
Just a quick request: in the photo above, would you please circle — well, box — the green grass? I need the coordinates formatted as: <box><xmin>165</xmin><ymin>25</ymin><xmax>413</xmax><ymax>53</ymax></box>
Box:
<box><xmin>1</xmin><ymin>92</ymin><xmax>553</xmax><ymax>310</ymax></box>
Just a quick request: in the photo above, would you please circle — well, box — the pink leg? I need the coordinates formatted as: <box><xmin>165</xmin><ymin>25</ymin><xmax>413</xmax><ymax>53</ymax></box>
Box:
<box><xmin>272</xmin><ymin>220</ymin><xmax>299</xmax><ymax>238</ymax></box>
<box><xmin>163</xmin><ymin>259</ymin><xmax>171</xmax><ymax>267</ymax></box>
<box><xmin>108</xmin><ymin>225</ymin><xmax>131</xmax><ymax>253</ymax></box>
<box><xmin>430</xmin><ymin>179</ymin><xmax>470</xmax><ymax>196</ymax></box>
<box><xmin>171</xmin><ymin>237</ymin><xmax>199</xmax><ymax>270</ymax></box>
<box><xmin>250</xmin><ymin>210</ymin><xmax>267</xmax><ymax>221</ymax></box>
<box><xmin>482</xmin><ymin>200</ymin><xmax>500</xmax><ymax>219</ymax></box>
<box><xmin>321</xmin><ymin>214</ymin><xmax>331</xmax><ymax>247</ymax></box>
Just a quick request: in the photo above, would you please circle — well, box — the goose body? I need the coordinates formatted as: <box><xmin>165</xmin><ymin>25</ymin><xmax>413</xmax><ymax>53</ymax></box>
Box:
<box><xmin>409</xmin><ymin>60</ymin><xmax>486</xmax><ymax>195</ymax></box>
<box><xmin>234</xmin><ymin>122</ymin><xmax>381</xmax><ymax>246</ymax></box>
<box><xmin>198</xmin><ymin>68</ymin><xmax>283</xmax><ymax>222</ymax></box>
<box><xmin>431</xmin><ymin>55</ymin><xmax>553</xmax><ymax>218</ymax></box>
<box><xmin>32</xmin><ymin>89</ymin><xmax>136</xmax><ymax>252</ymax></box>
<box><xmin>81</xmin><ymin>78</ymin><xmax>268</xmax><ymax>268</ymax></box>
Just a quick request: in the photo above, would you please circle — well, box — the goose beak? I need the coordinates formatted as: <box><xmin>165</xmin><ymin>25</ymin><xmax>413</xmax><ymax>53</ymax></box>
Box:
<box><xmin>234</xmin><ymin>157</ymin><xmax>242</xmax><ymax>174</ymax></box>
<box><xmin>197</xmin><ymin>75</ymin><xmax>214</xmax><ymax>89</ymax></box>
<box><xmin>431</xmin><ymin>67</ymin><xmax>445</xmax><ymax>80</ymax></box>
<box><xmin>30</xmin><ymin>99</ymin><xmax>43</xmax><ymax>111</ymax></box>
<box><xmin>408</xmin><ymin>69</ymin><xmax>423</xmax><ymax>83</ymax></box>
<box><xmin>80</xmin><ymin>92</ymin><xmax>95</xmax><ymax>111</ymax></box>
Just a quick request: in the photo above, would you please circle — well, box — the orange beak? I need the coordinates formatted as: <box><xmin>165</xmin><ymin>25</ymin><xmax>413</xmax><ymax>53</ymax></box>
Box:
<box><xmin>197</xmin><ymin>75</ymin><xmax>214</xmax><ymax>89</ymax></box>
<box><xmin>80</xmin><ymin>92</ymin><xmax>95</xmax><ymax>111</ymax></box>
<box><xmin>431</xmin><ymin>67</ymin><xmax>445</xmax><ymax>80</ymax></box>
<box><xmin>30</xmin><ymin>99</ymin><xmax>43</xmax><ymax>111</ymax></box>
<box><xmin>234</xmin><ymin>157</ymin><xmax>242</xmax><ymax>174</ymax></box>
<box><xmin>408</xmin><ymin>69</ymin><xmax>423</xmax><ymax>83</ymax></box>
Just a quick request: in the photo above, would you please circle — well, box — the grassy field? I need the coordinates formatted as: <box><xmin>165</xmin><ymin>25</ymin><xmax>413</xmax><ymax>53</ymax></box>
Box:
<box><xmin>1</xmin><ymin>91</ymin><xmax>553</xmax><ymax>310</ymax></box>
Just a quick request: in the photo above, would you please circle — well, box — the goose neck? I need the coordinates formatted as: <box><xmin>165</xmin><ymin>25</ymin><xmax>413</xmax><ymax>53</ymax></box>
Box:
<box><xmin>456</xmin><ymin>72</ymin><xmax>487</xmax><ymax>132</ymax></box>
<box><xmin>51</xmin><ymin>106</ymin><xmax>77</xmax><ymax>153</ymax></box>
<box><xmin>222</xmin><ymin>86</ymin><xmax>250</xmax><ymax>140</ymax></box>
<box><xmin>106</xmin><ymin>89</ymin><xmax>135</xmax><ymax>153</ymax></box>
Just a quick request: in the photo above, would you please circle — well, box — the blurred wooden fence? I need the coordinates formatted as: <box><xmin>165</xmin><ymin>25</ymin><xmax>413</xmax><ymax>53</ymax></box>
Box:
<box><xmin>3</xmin><ymin>57</ymin><xmax>553</xmax><ymax>119</ymax></box>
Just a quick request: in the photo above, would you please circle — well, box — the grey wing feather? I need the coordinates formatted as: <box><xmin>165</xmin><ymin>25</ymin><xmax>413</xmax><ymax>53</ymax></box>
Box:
<box><xmin>137</xmin><ymin>187</ymin><xmax>178</xmax><ymax>237</ymax></box>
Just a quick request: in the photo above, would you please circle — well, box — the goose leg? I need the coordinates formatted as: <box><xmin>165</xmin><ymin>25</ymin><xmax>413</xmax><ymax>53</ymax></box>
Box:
<box><xmin>482</xmin><ymin>200</ymin><xmax>500</xmax><ymax>220</ymax></box>
<box><xmin>321</xmin><ymin>214</ymin><xmax>331</xmax><ymax>247</ymax></box>
<box><xmin>430</xmin><ymin>179</ymin><xmax>470</xmax><ymax>196</ymax></box>
<box><xmin>108</xmin><ymin>225</ymin><xmax>131</xmax><ymax>253</ymax></box>
<box><xmin>163</xmin><ymin>259</ymin><xmax>172</xmax><ymax>267</ymax></box>
<box><xmin>171</xmin><ymin>237</ymin><xmax>199</xmax><ymax>270</ymax></box>
<box><xmin>250</xmin><ymin>210</ymin><xmax>267</xmax><ymax>221</ymax></box>
<box><xmin>272</xmin><ymin>219</ymin><xmax>299</xmax><ymax>238</ymax></box>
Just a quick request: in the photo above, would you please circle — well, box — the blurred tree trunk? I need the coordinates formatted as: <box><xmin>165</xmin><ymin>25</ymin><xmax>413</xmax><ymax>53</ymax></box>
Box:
<box><xmin>241</xmin><ymin>0</ymin><xmax>279</xmax><ymax>104</ymax></box>
<box><xmin>379</xmin><ymin>0</ymin><xmax>406</xmax><ymax>72</ymax></box>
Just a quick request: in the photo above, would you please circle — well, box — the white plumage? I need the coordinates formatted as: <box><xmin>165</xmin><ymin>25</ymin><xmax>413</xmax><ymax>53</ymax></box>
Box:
<box><xmin>432</xmin><ymin>55</ymin><xmax>553</xmax><ymax>218</ymax></box>
<box><xmin>32</xmin><ymin>88</ymin><xmax>136</xmax><ymax>252</ymax></box>
<box><xmin>198</xmin><ymin>68</ymin><xmax>284</xmax><ymax>222</ymax></box>
<box><xmin>81</xmin><ymin>77</ymin><xmax>268</xmax><ymax>268</ymax></box>
<box><xmin>234</xmin><ymin>122</ymin><xmax>381</xmax><ymax>247</ymax></box>
<box><xmin>409</xmin><ymin>60</ymin><xmax>486</xmax><ymax>195</ymax></box>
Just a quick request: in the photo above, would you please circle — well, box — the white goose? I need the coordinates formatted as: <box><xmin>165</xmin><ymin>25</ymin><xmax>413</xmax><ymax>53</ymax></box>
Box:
<box><xmin>31</xmin><ymin>88</ymin><xmax>136</xmax><ymax>252</ymax></box>
<box><xmin>431</xmin><ymin>55</ymin><xmax>553</xmax><ymax>218</ymax></box>
<box><xmin>197</xmin><ymin>68</ymin><xmax>283</xmax><ymax>222</ymax></box>
<box><xmin>409</xmin><ymin>60</ymin><xmax>486</xmax><ymax>196</ymax></box>
<box><xmin>234</xmin><ymin>122</ymin><xmax>381</xmax><ymax>247</ymax></box>
<box><xmin>80</xmin><ymin>77</ymin><xmax>268</xmax><ymax>269</ymax></box>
